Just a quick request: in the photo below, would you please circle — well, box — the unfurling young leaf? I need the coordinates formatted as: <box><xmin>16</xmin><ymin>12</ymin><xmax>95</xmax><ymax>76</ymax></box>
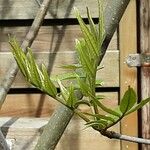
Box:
<box><xmin>120</xmin><ymin>86</ymin><xmax>136</xmax><ymax>114</ymax></box>
<box><xmin>9</xmin><ymin>38</ymin><xmax>30</xmax><ymax>80</ymax></box>
<box><xmin>51</xmin><ymin>72</ymin><xmax>85</xmax><ymax>82</ymax></box>
<box><xmin>74</xmin><ymin>8</ymin><xmax>98</xmax><ymax>58</ymax></box>
<box><xmin>76</xmin><ymin>75</ymin><xmax>93</xmax><ymax>97</ymax></box>
<box><xmin>41</xmin><ymin>64</ymin><xmax>57</xmax><ymax>98</ymax></box>
<box><xmin>84</xmin><ymin>112</ymin><xmax>115</xmax><ymax>123</ymax></box>
<box><xmin>57</xmin><ymin>79</ymin><xmax>69</xmax><ymax>102</ymax></box>
<box><xmin>97</xmin><ymin>0</ymin><xmax>105</xmax><ymax>47</ymax></box>
<box><xmin>67</xmin><ymin>84</ymin><xmax>77</xmax><ymax>108</ymax></box>
<box><xmin>95</xmin><ymin>79</ymin><xmax>104</xmax><ymax>87</ymax></box>
<box><xmin>125</xmin><ymin>97</ymin><xmax>150</xmax><ymax>115</ymax></box>
<box><xmin>96</xmin><ymin>95</ymin><xmax>105</xmax><ymax>100</ymax></box>
<box><xmin>85</xmin><ymin>120</ymin><xmax>107</xmax><ymax>130</ymax></box>
<box><xmin>10</xmin><ymin>37</ymin><xmax>57</xmax><ymax>98</ymax></box>
<box><xmin>93</xmin><ymin>98</ymin><xmax>121</xmax><ymax>117</ymax></box>
<box><xmin>57</xmin><ymin>80</ymin><xmax>77</xmax><ymax>108</ymax></box>
<box><xmin>86</xmin><ymin>7</ymin><xmax>98</xmax><ymax>48</ymax></box>
<box><xmin>59</xmin><ymin>64</ymin><xmax>82</xmax><ymax>70</ymax></box>
<box><xmin>27</xmin><ymin>48</ymin><xmax>42</xmax><ymax>87</ymax></box>
<box><xmin>75</xmin><ymin>39</ymin><xmax>95</xmax><ymax>77</ymax></box>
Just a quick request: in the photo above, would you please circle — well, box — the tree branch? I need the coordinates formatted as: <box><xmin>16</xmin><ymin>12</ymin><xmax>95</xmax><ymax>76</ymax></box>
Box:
<box><xmin>100</xmin><ymin>130</ymin><xmax>150</xmax><ymax>145</ymax></box>
<box><xmin>0</xmin><ymin>0</ymin><xmax>51</xmax><ymax>149</ymax></box>
<box><xmin>34</xmin><ymin>104</ymin><xmax>74</xmax><ymax>150</ymax></box>
<box><xmin>35</xmin><ymin>0</ymin><xmax>132</xmax><ymax>149</ymax></box>
<box><xmin>99</xmin><ymin>0</ymin><xmax>130</xmax><ymax>64</ymax></box>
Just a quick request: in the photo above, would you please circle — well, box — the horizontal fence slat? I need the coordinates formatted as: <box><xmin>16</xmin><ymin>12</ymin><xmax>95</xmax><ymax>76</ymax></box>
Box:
<box><xmin>0</xmin><ymin>26</ymin><xmax>118</xmax><ymax>52</ymax></box>
<box><xmin>0</xmin><ymin>51</ymin><xmax>119</xmax><ymax>88</ymax></box>
<box><xmin>0</xmin><ymin>0</ymin><xmax>108</xmax><ymax>20</ymax></box>
<box><xmin>0</xmin><ymin>117</ymin><xmax>120</xmax><ymax>150</ymax></box>
<box><xmin>0</xmin><ymin>92</ymin><xmax>118</xmax><ymax>117</ymax></box>
<box><xmin>0</xmin><ymin>92</ymin><xmax>119</xmax><ymax>150</ymax></box>
<box><xmin>0</xmin><ymin>94</ymin><xmax>58</xmax><ymax>117</ymax></box>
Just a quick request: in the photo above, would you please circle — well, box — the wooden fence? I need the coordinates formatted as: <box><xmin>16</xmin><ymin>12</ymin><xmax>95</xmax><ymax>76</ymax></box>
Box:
<box><xmin>0</xmin><ymin>0</ymin><xmax>140</xmax><ymax>150</ymax></box>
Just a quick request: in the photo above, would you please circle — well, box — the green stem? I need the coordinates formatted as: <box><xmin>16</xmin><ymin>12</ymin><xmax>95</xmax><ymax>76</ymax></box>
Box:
<box><xmin>74</xmin><ymin>110</ymin><xmax>90</xmax><ymax>122</ymax></box>
<box><xmin>89</xmin><ymin>71</ymin><xmax>99</xmax><ymax>116</ymax></box>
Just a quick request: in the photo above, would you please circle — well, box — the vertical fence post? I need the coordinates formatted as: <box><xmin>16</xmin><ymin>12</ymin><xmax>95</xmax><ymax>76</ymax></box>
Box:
<box><xmin>139</xmin><ymin>0</ymin><xmax>150</xmax><ymax>150</ymax></box>
<box><xmin>119</xmin><ymin>0</ymin><xmax>138</xmax><ymax>150</ymax></box>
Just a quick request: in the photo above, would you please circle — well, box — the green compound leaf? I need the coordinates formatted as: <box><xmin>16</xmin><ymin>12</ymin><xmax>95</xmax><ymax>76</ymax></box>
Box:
<box><xmin>67</xmin><ymin>84</ymin><xmax>77</xmax><ymax>108</ymax></box>
<box><xmin>95</xmin><ymin>79</ymin><xmax>104</xmax><ymax>87</ymax></box>
<box><xmin>10</xmin><ymin>38</ymin><xmax>57</xmax><ymax>98</ymax></box>
<box><xmin>27</xmin><ymin>48</ymin><xmax>42</xmax><ymax>87</ymax></box>
<box><xmin>74</xmin><ymin>8</ymin><xmax>98</xmax><ymax>58</ymax></box>
<box><xmin>75</xmin><ymin>39</ymin><xmax>95</xmax><ymax>77</ymax></box>
<box><xmin>86</xmin><ymin>7</ymin><xmax>98</xmax><ymax>46</ymax></box>
<box><xmin>97</xmin><ymin>0</ymin><xmax>105</xmax><ymax>47</ymax></box>
<box><xmin>96</xmin><ymin>95</ymin><xmax>105</xmax><ymax>100</ymax></box>
<box><xmin>120</xmin><ymin>86</ymin><xmax>136</xmax><ymax>114</ymax></box>
<box><xmin>125</xmin><ymin>97</ymin><xmax>150</xmax><ymax>116</ymax></box>
<box><xmin>57</xmin><ymin>81</ymin><xmax>78</xmax><ymax>108</ymax></box>
<box><xmin>97</xmin><ymin>66</ymin><xmax>104</xmax><ymax>71</ymax></box>
<box><xmin>76</xmin><ymin>75</ymin><xmax>93</xmax><ymax>97</ymax></box>
<box><xmin>57</xmin><ymin>79</ymin><xmax>69</xmax><ymax>102</ymax></box>
<box><xmin>51</xmin><ymin>72</ymin><xmax>85</xmax><ymax>82</ymax></box>
<box><xmin>94</xmin><ymin>98</ymin><xmax>121</xmax><ymax>117</ymax></box>
<box><xmin>41</xmin><ymin>64</ymin><xmax>57</xmax><ymax>98</ymax></box>
<box><xmin>59</xmin><ymin>64</ymin><xmax>82</xmax><ymax>70</ymax></box>
<box><xmin>84</xmin><ymin>112</ymin><xmax>115</xmax><ymax>123</ymax></box>
<box><xmin>9</xmin><ymin>38</ymin><xmax>30</xmax><ymax>80</ymax></box>
<box><xmin>85</xmin><ymin>120</ymin><xmax>108</xmax><ymax>129</ymax></box>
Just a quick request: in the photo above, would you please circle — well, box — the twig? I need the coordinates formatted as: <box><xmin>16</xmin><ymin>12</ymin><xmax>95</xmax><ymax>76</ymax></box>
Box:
<box><xmin>100</xmin><ymin>130</ymin><xmax>150</xmax><ymax>145</ymax></box>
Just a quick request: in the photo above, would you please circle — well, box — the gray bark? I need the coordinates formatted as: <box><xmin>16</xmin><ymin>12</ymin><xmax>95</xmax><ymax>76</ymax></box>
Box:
<box><xmin>34</xmin><ymin>105</ymin><xmax>74</xmax><ymax>150</ymax></box>
<box><xmin>101</xmin><ymin>130</ymin><xmax>150</xmax><ymax>145</ymax></box>
<box><xmin>34</xmin><ymin>0</ymin><xmax>131</xmax><ymax>150</ymax></box>
<box><xmin>99</xmin><ymin>0</ymin><xmax>130</xmax><ymax>64</ymax></box>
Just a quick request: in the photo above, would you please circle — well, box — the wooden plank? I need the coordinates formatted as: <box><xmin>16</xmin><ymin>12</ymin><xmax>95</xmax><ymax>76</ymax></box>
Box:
<box><xmin>139</xmin><ymin>1</ymin><xmax>150</xmax><ymax>149</ymax></box>
<box><xmin>0</xmin><ymin>117</ymin><xmax>120</xmax><ymax>150</ymax></box>
<box><xmin>119</xmin><ymin>0</ymin><xmax>138</xmax><ymax>150</ymax></box>
<box><xmin>0</xmin><ymin>0</ymin><xmax>109</xmax><ymax>20</ymax></box>
<box><xmin>0</xmin><ymin>26</ymin><xmax>118</xmax><ymax>52</ymax></box>
<box><xmin>0</xmin><ymin>94</ymin><xmax>58</xmax><ymax>117</ymax></box>
<box><xmin>0</xmin><ymin>51</ymin><xmax>119</xmax><ymax>87</ymax></box>
<box><xmin>0</xmin><ymin>92</ymin><xmax>118</xmax><ymax>117</ymax></box>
